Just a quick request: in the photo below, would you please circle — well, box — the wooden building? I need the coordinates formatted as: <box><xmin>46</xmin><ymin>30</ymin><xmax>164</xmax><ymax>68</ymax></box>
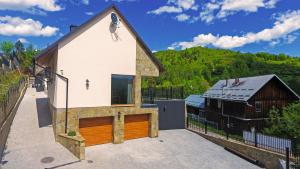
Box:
<box><xmin>203</xmin><ymin>74</ymin><xmax>300</xmax><ymax>134</ymax></box>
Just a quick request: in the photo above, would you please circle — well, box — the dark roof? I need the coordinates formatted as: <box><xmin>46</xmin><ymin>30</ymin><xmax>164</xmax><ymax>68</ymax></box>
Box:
<box><xmin>203</xmin><ymin>74</ymin><xmax>300</xmax><ymax>102</ymax></box>
<box><xmin>35</xmin><ymin>4</ymin><xmax>163</xmax><ymax>72</ymax></box>
<box><xmin>185</xmin><ymin>95</ymin><xmax>205</xmax><ymax>109</ymax></box>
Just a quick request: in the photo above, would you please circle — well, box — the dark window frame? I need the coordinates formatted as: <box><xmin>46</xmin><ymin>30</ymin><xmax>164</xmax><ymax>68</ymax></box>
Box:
<box><xmin>255</xmin><ymin>101</ymin><xmax>262</xmax><ymax>112</ymax></box>
<box><xmin>111</xmin><ymin>74</ymin><xmax>135</xmax><ymax>106</ymax></box>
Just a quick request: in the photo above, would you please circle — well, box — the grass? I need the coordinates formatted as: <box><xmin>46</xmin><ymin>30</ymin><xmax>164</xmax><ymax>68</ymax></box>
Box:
<box><xmin>0</xmin><ymin>71</ymin><xmax>24</xmax><ymax>102</ymax></box>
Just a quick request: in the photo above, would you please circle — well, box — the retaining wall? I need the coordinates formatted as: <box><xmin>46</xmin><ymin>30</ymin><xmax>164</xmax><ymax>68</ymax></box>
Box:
<box><xmin>189</xmin><ymin>129</ymin><xmax>286</xmax><ymax>169</ymax></box>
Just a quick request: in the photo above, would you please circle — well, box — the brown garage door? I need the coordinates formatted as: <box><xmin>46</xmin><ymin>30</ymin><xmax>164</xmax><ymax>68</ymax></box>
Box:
<box><xmin>124</xmin><ymin>114</ymin><xmax>149</xmax><ymax>140</ymax></box>
<box><xmin>79</xmin><ymin>117</ymin><xmax>113</xmax><ymax>146</ymax></box>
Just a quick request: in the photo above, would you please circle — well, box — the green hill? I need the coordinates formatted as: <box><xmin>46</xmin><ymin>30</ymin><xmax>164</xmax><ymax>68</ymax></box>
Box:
<box><xmin>142</xmin><ymin>46</ymin><xmax>300</xmax><ymax>97</ymax></box>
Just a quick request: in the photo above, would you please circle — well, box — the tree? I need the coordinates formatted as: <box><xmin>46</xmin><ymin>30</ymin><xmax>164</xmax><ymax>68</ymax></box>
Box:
<box><xmin>15</xmin><ymin>40</ymin><xmax>25</xmax><ymax>61</ymax></box>
<box><xmin>264</xmin><ymin>102</ymin><xmax>300</xmax><ymax>141</ymax></box>
<box><xmin>21</xmin><ymin>44</ymin><xmax>39</xmax><ymax>72</ymax></box>
<box><xmin>0</xmin><ymin>41</ymin><xmax>14</xmax><ymax>57</ymax></box>
<box><xmin>0</xmin><ymin>41</ymin><xmax>14</xmax><ymax>69</ymax></box>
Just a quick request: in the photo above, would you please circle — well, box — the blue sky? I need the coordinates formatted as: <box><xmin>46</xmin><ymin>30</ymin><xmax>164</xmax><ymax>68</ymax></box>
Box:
<box><xmin>0</xmin><ymin>0</ymin><xmax>300</xmax><ymax>56</ymax></box>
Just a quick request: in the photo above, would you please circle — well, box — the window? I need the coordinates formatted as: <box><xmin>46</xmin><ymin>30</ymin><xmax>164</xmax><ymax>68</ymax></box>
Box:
<box><xmin>255</xmin><ymin>101</ymin><xmax>262</xmax><ymax>112</ymax></box>
<box><xmin>218</xmin><ymin>100</ymin><xmax>222</xmax><ymax>109</ymax></box>
<box><xmin>111</xmin><ymin>75</ymin><xmax>134</xmax><ymax>105</ymax></box>
<box><xmin>206</xmin><ymin>98</ymin><xmax>210</xmax><ymax>106</ymax></box>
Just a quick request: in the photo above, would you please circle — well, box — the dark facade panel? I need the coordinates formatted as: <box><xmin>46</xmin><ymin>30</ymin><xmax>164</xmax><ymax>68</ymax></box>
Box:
<box><xmin>155</xmin><ymin>100</ymin><xmax>186</xmax><ymax>130</ymax></box>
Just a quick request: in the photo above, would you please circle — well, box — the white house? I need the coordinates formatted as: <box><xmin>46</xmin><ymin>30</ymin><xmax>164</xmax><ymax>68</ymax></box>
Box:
<box><xmin>35</xmin><ymin>5</ymin><xmax>163</xmax><ymax>155</ymax></box>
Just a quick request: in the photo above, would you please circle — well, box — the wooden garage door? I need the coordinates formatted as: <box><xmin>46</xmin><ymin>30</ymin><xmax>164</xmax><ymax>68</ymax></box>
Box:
<box><xmin>79</xmin><ymin>117</ymin><xmax>113</xmax><ymax>146</ymax></box>
<box><xmin>124</xmin><ymin>114</ymin><xmax>149</xmax><ymax>140</ymax></box>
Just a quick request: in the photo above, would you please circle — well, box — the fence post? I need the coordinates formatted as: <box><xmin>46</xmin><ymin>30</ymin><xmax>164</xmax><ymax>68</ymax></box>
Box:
<box><xmin>226</xmin><ymin>125</ymin><xmax>229</xmax><ymax>140</ymax></box>
<box><xmin>255</xmin><ymin>131</ymin><xmax>257</xmax><ymax>147</ymax></box>
<box><xmin>205</xmin><ymin>120</ymin><xmax>207</xmax><ymax>134</ymax></box>
<box><xmin>186</xmin><ymin>116</ymin><xmax>189</xmax><ymax>128</ymax></box>
<box><xmin>292</xmin><ymin>138</ymin><xmax>297</xmax><ymax>156</ymax></box>
<box><xmin>286</xmin><ymin>147</ymin><xmax>290</xmax><ymax>169</ymax></box>
<box><xmin>180</xmin><ymin>86</ymin><xmax>184</xmax><ymax>99</ymax></box>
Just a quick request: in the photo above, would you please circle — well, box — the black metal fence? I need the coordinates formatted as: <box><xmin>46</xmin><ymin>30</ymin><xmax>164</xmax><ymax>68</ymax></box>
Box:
<box><xmin>142</xmin><ymin>86</ymin><xmax>184</xmax><ymax>104</ymax></box>
<box><xmin>286</xmin><ymin>148</ymin><xmax>300</xmax><ymax>169</ymax></box>
<box><xmin>187</xmin><ymin>113</ymin><xmax>298</xmax><ymax>155</ymax></box>
<box><xmin>243</xmin><ymin>130</ymin><xmax>293</xmax><ymax>155</ymax></box>
<box><xmin>295</xmin><ymin>150</ymin><xmax>300</xmax><ymax>169</ymax></box>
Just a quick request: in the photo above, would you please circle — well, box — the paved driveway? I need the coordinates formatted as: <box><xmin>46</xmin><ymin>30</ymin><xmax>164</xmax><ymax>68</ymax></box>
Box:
<box><xmin>1</xmin><ymin>87</ymin><xmax>78</xmax><ymax>169</ymax></box>
<box><xmin>1</xmin><ymin>87</ymin><xmax>260</xmax><ymax>169</ymax></box>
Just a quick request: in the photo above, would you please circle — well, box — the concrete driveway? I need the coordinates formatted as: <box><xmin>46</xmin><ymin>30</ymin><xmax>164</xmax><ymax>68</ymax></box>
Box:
<box><xmin>1</xmin><ymin>87</ymin><xmax>260</xmax><ymax>169</ymax></box>
<box><xmin>76</xmin><ymin>130</ymin><xmax>259</xmax><ymax>169</ymax></box>
<box><xmin>1</xmin><ymin>87</ymin><xmax>78</xmax><ymax>169</ymax></box>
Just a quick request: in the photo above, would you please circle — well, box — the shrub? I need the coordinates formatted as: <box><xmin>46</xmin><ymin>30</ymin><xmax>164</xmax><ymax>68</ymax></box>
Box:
<box><xmin>67</xmin><ymin>131</ymin><xmax>76</xmax><ymax>137</ymax></box>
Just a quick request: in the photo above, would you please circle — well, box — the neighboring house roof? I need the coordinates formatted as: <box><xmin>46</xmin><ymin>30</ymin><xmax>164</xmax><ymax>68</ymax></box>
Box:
<box><xmin>35</xmin><ymin>4</ymin><xmax>163</xmax><ymax>72</ymax></box>
<box><xmin>203</xmin><ymin>74</ymin><xmax>300</xmax><ymax>102</ymax></box>
<box><xmin>185</xmin><ymin>95</ymin><xmax>205</xmax><ymax>109</ymax></box>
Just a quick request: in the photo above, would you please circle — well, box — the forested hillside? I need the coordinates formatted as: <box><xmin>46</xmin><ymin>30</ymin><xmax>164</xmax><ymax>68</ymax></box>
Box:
<box><xmin>142</xmin><ymin>46</ymin><xmax>300</xmax><ymax>97</ymax></box>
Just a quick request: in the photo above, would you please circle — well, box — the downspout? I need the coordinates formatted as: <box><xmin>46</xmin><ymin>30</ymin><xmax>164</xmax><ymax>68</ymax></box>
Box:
<box><xmin>65</xmin><ymin>79</ymin><xmax>68</xmax><ymax>133</ymax></box>
<box><xmin>33</xmin><ymin>61</ymin><xmax>69</xmax><ymax>134</ymax></box>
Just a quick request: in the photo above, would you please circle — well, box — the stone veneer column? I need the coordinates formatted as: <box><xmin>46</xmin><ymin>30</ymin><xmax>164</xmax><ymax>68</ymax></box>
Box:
<box><xmin>113</xmin><ymin>111</ymin><xmax>124</xmax><ymax>144</ymax></box>
<box><xmin>135</xmin><ymin>72</ymin><xmax>141</xmax><ymax>107</ymax></box>
<box><xmin>150</xmin><ymin>110</ymin><xmax>159</xmax><ymax>137</ymax></box>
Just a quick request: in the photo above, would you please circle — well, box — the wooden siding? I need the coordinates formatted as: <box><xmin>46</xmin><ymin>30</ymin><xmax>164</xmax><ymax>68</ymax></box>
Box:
<box><xmin>246</xmin><ymin>77</ymin><xmax>298</xmax><ymax>118</ymax></box>
<box><xmin>124</xmin><ymin>114</ymin><xmax>149</xmax><ymax>140</ymax></box>
<box><xmin>79</xmin><ymin>117</ymin><xmax>113</xmax><ymax>146</ymax></box>
<box><xmin>204</xmin><ymin>77</ymin><xmax>299</xmax><ymax>133</ymax></box>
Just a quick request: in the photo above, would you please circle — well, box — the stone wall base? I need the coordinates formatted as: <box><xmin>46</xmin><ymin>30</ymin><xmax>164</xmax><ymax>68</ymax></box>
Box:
<box><xmin>188</xmin><ymin>129</ymin><xmax>285</xmax><ymax>169</ymax></box>
<box><xmin>50</xmin><ymin>105</ymin><xmax>159</xmax><ymax>144</ymax></box>
<box><xmin>57</xmin><ymin>133</ymin><xmax>85</xmax><ymax>160</ymax></box>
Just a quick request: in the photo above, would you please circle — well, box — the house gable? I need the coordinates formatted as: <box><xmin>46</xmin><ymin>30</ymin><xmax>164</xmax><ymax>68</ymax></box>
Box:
<box><xmin>250</xmin><ymin>76</ymin><xmax>300</xmax><ymax>102</ymax></box>
<box><xmin>35</xmin><ymin>5</ymin><xmax>163</xmax><ymax>74</ymax></box>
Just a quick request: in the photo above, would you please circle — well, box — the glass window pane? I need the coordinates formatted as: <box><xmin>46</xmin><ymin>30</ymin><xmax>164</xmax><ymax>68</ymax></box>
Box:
<box><xmin>111</xmin><ymin>75</ymin><xmax>134</xmax><ymax>104</ymax></box>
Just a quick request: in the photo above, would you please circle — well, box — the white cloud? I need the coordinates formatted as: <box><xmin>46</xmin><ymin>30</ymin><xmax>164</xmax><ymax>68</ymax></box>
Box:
<box><xmin>175</xmin><ymin>13</ymin><xmax>190</xmax><ymax>22</ymax></box>
<box><xmin>196</xmin><ymin>2</ymin><xmax>220</xmax><ymax>23</ymax></box>
<box><xmin>170</xmin><ymin>10</ymin><xmax>300</xmax><ymax>49</ymax></box>
<box><xmin>17</xmin><ymin>38</ymin><xmax>28</xmax><ymax>43</ymax></box>
<box><xmin>0</xmin><ymin>16</ymin><xmax>59</xmax><ymax>37</ymax></box>
<box><xmin>197</xmin><ymin>0</ymin><xmax>279</xmax><ymax>23</ymax></box>
<box><xmin>0</xmin><ymin>0</ymin><xmax>63</xmax><ymax>13</ymax></box>
<box><xmin>168</xmin><ymin>0</ymin><xmax>198</xmax><ymax>11</ymax></box>
<box><xmin>265</xmin><ymin>0</ymin><xmax>278</xmax><ymax>8</ymax></box>
<box><xmin>82</xmin><ymin>0</ymin><xmax>89</xmax><ymax>5</ymax></box>
<box><xmin>269</xmin><ymin>39</ymin><xmax>280</xmax><ymax>47</ymax></box>
<box><xmin>147</xmin><ymin>6</ymin><xmax>182</xmax><ymax>15</ymax></box>
<box><xmin>285</xmin><ymin>34</ymin><xmax>297</xmax><ymax>44</ymax></box>
<box><xmin>85</xmin><ymin>11</ymin><xmax>94</xmax><ymax>16</ymax></box>
<box><xmin>148</xmin><ymin>0</ymin><xmax>198</xmax><ymax>16</ymax></box>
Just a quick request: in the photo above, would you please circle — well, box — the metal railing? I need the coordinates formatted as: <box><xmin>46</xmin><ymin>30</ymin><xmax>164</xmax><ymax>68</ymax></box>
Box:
<box><xmin>286</xmin><ymin>148</ymin><xmax>300</xmax><ymax>169</ymax></box>
<box><xmin>142</xmin><ymin>86</ymin><xmax>184</xmax><ymax>104</ymax></box>
<box><xmin>243</xmin><ymin>131</ymin><xmax>292</xmax><ymax>154</ymax></box>
<box><xmin>187</xmin><ymin>113</ymin><xmax>297</xmax><ymax>154</ymax></box>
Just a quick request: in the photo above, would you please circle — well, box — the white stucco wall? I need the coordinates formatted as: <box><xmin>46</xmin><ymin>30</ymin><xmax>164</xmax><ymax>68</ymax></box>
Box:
<box><xmin>54</xmin><ymin>9</ymin><xmax>137</xmax><ymax>108</ymax></box>
<box><xmin>47</xmin><ymin>52</ymin><xmax>57</xmax><ymax>107</ymax></box>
